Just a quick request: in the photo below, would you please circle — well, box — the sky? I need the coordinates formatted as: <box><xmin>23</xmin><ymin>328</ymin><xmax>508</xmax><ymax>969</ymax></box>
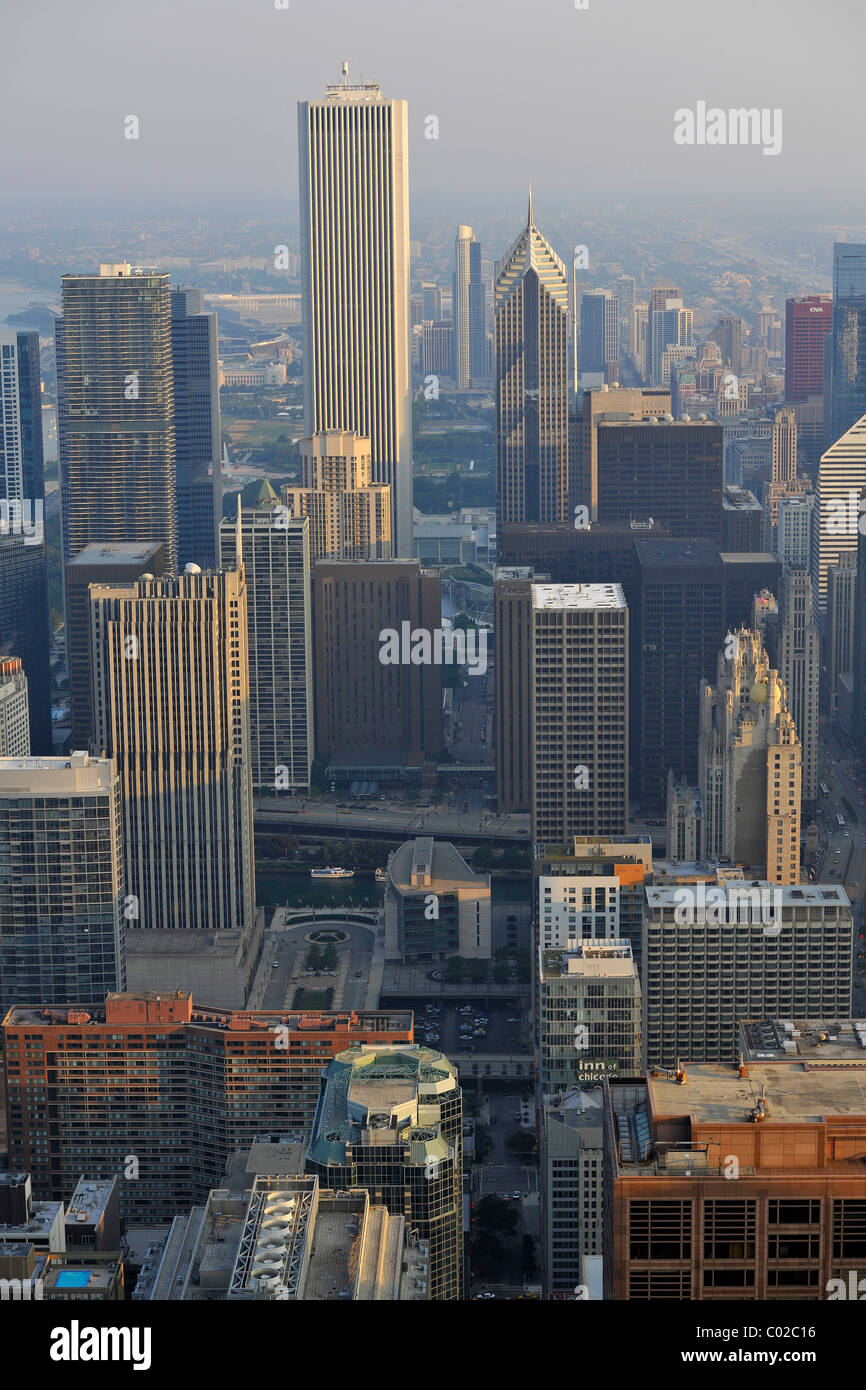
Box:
<box><xmin>0</xmin><ymin>0</ymin><xmax>863</xmax><ymax>222</ymax></box>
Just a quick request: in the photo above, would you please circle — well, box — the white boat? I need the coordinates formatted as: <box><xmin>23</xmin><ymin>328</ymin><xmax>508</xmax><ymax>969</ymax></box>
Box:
<box><xmin>375</xmin><ymin>868</ymin><xmax>387</xmax><ymax>883</ymax></box>
<box><xmin>310</xmin><ymin>866</ymin><xmax>354</xmax><ymax>879</ymax></box>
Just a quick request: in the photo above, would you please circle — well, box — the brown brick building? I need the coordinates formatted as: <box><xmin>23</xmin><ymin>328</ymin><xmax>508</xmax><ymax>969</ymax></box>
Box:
<box><xmin>605</xmin><ymin>1019</ymin><xmax>866</xmax><ymax>1299</ymax></box>
<box><xmin>3</xmin><ymin>992</ymin><xmax>413</xmax><ymax>1223</ymax></box>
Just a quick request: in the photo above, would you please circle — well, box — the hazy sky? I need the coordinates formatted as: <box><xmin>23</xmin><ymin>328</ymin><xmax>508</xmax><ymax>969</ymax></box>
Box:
<box><xmin>1</xmin><ymin>0</ymin><xmax>863</xmax><ymax>220</ymax></box>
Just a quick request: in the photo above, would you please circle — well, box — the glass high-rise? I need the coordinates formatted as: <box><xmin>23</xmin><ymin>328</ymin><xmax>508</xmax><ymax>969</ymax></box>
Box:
<box><xmin>56</xmin><ymin>264</ymin><xmax>177</xmax><ymax>570</ymax></box>
<box><xmin>0</xmin><ymin>328</ymin><xmax>50</xmax><ymax>751</ymax></box>
<box><xmin>171</xmin><ymin>287</ymin><xmax>222</xmax><ymax>570</ymax></box>
<box><xmin>830</xmin><ymin>242</ymin><xmax>866</xmax><ymax>445</ymax></box>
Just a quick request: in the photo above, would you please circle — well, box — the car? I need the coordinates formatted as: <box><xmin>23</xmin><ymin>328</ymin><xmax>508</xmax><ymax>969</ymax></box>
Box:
<box><xmin>512</xmin><ymin>1191</ymin><xmax>522</xmax><ymax>1199</ymax></box>
<box><xmin>476</xmin><ymin>1292</ymin><xmax>495</xmax><ymax>1299</ymax></box>
<box><xmin>507</xmin><ymin>1016</ymin><xmax>520</xmax><ymax>1024</ymax></box>
<box><xmin>502</xmin><ymin>1194</ymin><xmax>511</xmax><ymax>1201</ymax></box>
<box><xmin>272</xmin><ymin>960</ymin><xmax>279</xmax><ymax>969</ymax></box>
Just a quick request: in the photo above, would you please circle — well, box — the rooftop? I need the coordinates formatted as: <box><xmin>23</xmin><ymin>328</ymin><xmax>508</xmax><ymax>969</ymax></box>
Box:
<box><xmin>67</xmin><ymin>542</ymin><xmax>165</xmax><ymax>568</ymax></box>
<box><xmin>649</xmin><ymin>1060</ymin><xmax>866</xmax><ymax>1125</ymax></box>
<box><xmin>66</xmin><ymin>1178</ymin><xmax>116</xmax><ymax>1228</ymax></box>
<box><xmin>531</xmin><ymin>582</ymin><xmax>626</xmax><ymax>611</ymax></box>
<box><xmin>646</xmin><ymin>881</ymin><xmax>850</xmax><ymax>909</ymax></box>
<box><xmin>388</xmin><ymin>836</ymin><xmax>489</xmax><ymax>893</ymax></box>
<box><xmin>740</xmin><ymin>1018</ymin><xmax>866</xmax><ymax>1065</ymax></box>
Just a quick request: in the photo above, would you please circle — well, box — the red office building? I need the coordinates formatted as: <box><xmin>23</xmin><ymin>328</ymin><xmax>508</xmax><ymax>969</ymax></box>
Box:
<box><xmin>785</xmin><ymin>295</ymin><xmax>832</xmax><ymax>402</ymax></box>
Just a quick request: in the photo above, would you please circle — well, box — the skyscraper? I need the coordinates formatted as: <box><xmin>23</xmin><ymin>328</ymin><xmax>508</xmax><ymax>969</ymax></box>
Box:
<box><xmin>170</xmin><ymin>287</ymin><xmax>222</xmax><ymax>570</ymax></box>
<box><xmin>530</xmin><ymin>583</ymin><xmax>629</xmax><ymax>847</ymax></box>
<box><xmin>579</xmin><ymin>290</ymin><xmax>620</xmax><ymax>380</ymax></box>
<box><xmin>494</xmin><ymin>567</ymin><xmax>533</xmax><ymax>813</ymax></box>
<box><xmin>763</xmin><ymin>568</ymin><xmax>820</xmax><ymax>803</ymax></box>
<box><xmin>830</xmin><ymin>242</ymin><xmax>866</xmax><ymax>444</ymax></box>
<box><xmin>812</xmin><ymin>413</ymin><xmax>866</xmax><ymax>616</ymax></box>
<box><xmin>56</xmin><ymin>264</ymin><xmax>177</xmax><ymax>570</ymax></box>
<box><xmin>642</xmin><ymin>883</ymin><xmax>853</xmax><ymax>1069</ymax></box>
<box><xmin>0</xmin><ymin>751</ymin><xmax>125</xmax><ymax>1013</ymax></box>
<box><xmin>648</xmin><ymin>286</ymin><xmax>691</xmax><ymax>386</ymax></box>
<box><xmin>313</xmin><ymin>559</ymin><xmax>442</xmax><ymax>768</ymax></box>
<box><xmin>452</xmin><ymin>225</ymin><xmax>486</xmax><ymax>389</ymax></box>
<box><xmin>306</xmin><ymin>1045</ymin><xmax>464</xmax><ymax>1300</ymax></box>
<box><xmin>541</xmin><ymin>1087</ymin><xmax>604</xmax><ymax>1297</ymax></box>
<box><xmin>65</xmin><ymin>540</ymin><xmax>168</xmax><ymax>752</ymax></box>
<box><xmin>298</xmin><ymin>75</ymin><xmax>412</xmax><ymax>556</ymax></box>
<box><xmin>0</xmin><ymin>328</ymin><xmax>50</xmax><ymax>752</ymax></box>
<box><xmin>0</xmin><ymin>537</ymin><xmax>50</xmax><ymax>754</ymax></box>
<box><xmin>89</xmin><ymin>567</ymin><xmax>255</xmax><ymax>934</ymax></box>
<box><xmin>852</xmin><ymin>501</ymin><xmax>866</xmax><ymax>762</ymax></box>
<box><xmin>632</xmin><ymin>538</ymin><xmax>726</xmax><ymax>814</ymax></box>
<box><xmin>0</xmin><ymin>658</ymin><xmax>29</xmax><ymax>757</ymax></box>
<box><xmin>785</xmin><ymin>294</ymin><xmax>832</xmax><ymax>402</ymax></box>
<box><xmin>697</xmin><ymin>627</ymin><xmax>802</xmax><ymax>883</ymax></box>
<box><xmin>0</xmin><ymin>328</ymin><xmax>44</xmax><ymax>503</ymax></box>
<box><xmin>537</xmin><ymin>940</ymin><xmax>642</xmax><ymax>1091</ymax></box>
<box><xmin>713</xmin><ymin>313</ymin><xmax>743</xmax><ymax>376</ymax></box>
<box><xmin>219</xmin><ymin>495</ymin><xmax>314</xmax><ymax>794</ymax></box>
<box><xmin>282</xmin><ymin>430</ymin><xmax>391</xmax><ymax>561</ymax></box>
<box><xmin>495</xmin><ymin>194</ymin><xmax>570</xmax><ymax>525</ymax></box>
<box><xmin>596</xmin><ymin>417</ymin><xmax>723</xmax><ymax>541</ymax></box>
<box><xmin>826</xmin><ymin>553</ymin><xmax>857</xmax><ymax>719</ymax></box>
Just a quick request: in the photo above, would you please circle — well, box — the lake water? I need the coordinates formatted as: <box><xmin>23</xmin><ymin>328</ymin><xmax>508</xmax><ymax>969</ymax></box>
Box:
<box><xmin>0</xmin><ymin>283</ymin><xmax>58</xmax><ymax>324</ymax></box>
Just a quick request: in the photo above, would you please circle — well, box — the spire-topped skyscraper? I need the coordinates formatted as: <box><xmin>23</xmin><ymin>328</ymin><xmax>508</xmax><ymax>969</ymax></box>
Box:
<box><xmin>495</xmin><ymin>196</ymin><xmax>570</xmax><ymax>525</ymax></box>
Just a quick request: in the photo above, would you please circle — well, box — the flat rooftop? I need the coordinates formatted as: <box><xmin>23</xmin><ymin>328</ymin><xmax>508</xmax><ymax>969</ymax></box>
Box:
<box><xmin>0</xmin><ymin>1200</ymin><xmax>63</xmax><ymax>1241</ymax></box>
<box><xmin>741</xmin><ymin>1018</ymin><xmax>866</xmax><ymax>1064</ymax></box>
<box><xmin>646</xmin><ymin>882</ymin><xmax>850</xmax><ymax>909</ymax></box>
<box><xmin>649</xmin><ymin>1061</ymin><xmax>866</xmax><ymax>1125</ymax></box>
<box><xmin>66</xmin><ymin>1178</ymin><xmax>116</xmax><ymax>1228</ymax></box>
<box><xmin>531</xmin><ymin>582</ymin><xmax>626</xmax><ymax>610</ymax></box>
<box><xmin>3</xmin><ymin>1001</ymin><xmax>412</xmax><ymax>1033</ymax></box>
<box><xmin>633</xmin><ymin>537</ymin><xmax>722</xmax><ymax>566</ymax></box>
<box><xmin>67</xmin><ymin>542</ymin><xmax>164</xmax><ymax>568</ymax></box>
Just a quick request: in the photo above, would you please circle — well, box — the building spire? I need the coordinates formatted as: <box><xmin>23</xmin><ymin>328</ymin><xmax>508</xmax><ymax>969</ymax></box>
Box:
<box><xmin>527</xmin><ymin>183</ymin><xmax>534</xmax><ymax>228</ymax></box>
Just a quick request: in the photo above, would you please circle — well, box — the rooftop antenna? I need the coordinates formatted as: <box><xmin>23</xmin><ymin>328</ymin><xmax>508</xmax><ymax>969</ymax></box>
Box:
<box><xmin>527</xmin><ymin>183</ymin><xmax>534</xmax><ymax>228</ymax></box>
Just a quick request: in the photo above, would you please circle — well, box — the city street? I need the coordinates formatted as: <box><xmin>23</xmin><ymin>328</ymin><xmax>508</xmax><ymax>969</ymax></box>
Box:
<box><xmin>817</xmin><ymin>724</ymin><xmax>866</xmax><ymax>1013</ymax></box>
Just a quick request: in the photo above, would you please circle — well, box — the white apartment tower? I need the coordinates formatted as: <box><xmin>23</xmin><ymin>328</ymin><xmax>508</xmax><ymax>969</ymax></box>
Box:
<box><xmin>89</xmin><ymin>566</ymin><xmax>255</xmax><ymax>934</ymax></box>
<box><xmin>298</xmin><ymin>74</ymin><xmax>412</xmax><ymax>557</ymax></box>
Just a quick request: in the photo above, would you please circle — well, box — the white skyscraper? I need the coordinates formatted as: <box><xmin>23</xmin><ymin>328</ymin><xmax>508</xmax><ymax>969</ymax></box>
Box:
<box><xmin>298</xmin><ymin>73</ymin><xmax>412</xmax><ymax>556</ymax></box>
<box><xmin>812</xmin><ymin>413</ymin><xmax>866</xmax><ymax>616</ymax></box>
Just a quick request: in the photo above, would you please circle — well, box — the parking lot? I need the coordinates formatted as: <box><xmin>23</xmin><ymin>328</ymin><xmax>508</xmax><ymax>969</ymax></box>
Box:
<box><xmin>414</xmin><ymin>997</ymin><xmax>527</xmax><ymax>1055</ymax></box>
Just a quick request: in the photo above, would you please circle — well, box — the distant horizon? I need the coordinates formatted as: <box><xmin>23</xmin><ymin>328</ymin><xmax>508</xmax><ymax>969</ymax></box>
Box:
<box><xmin>2</xmin><ymin>0</ymin><xmax>861</xmax><ymax>209</ymax></box>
